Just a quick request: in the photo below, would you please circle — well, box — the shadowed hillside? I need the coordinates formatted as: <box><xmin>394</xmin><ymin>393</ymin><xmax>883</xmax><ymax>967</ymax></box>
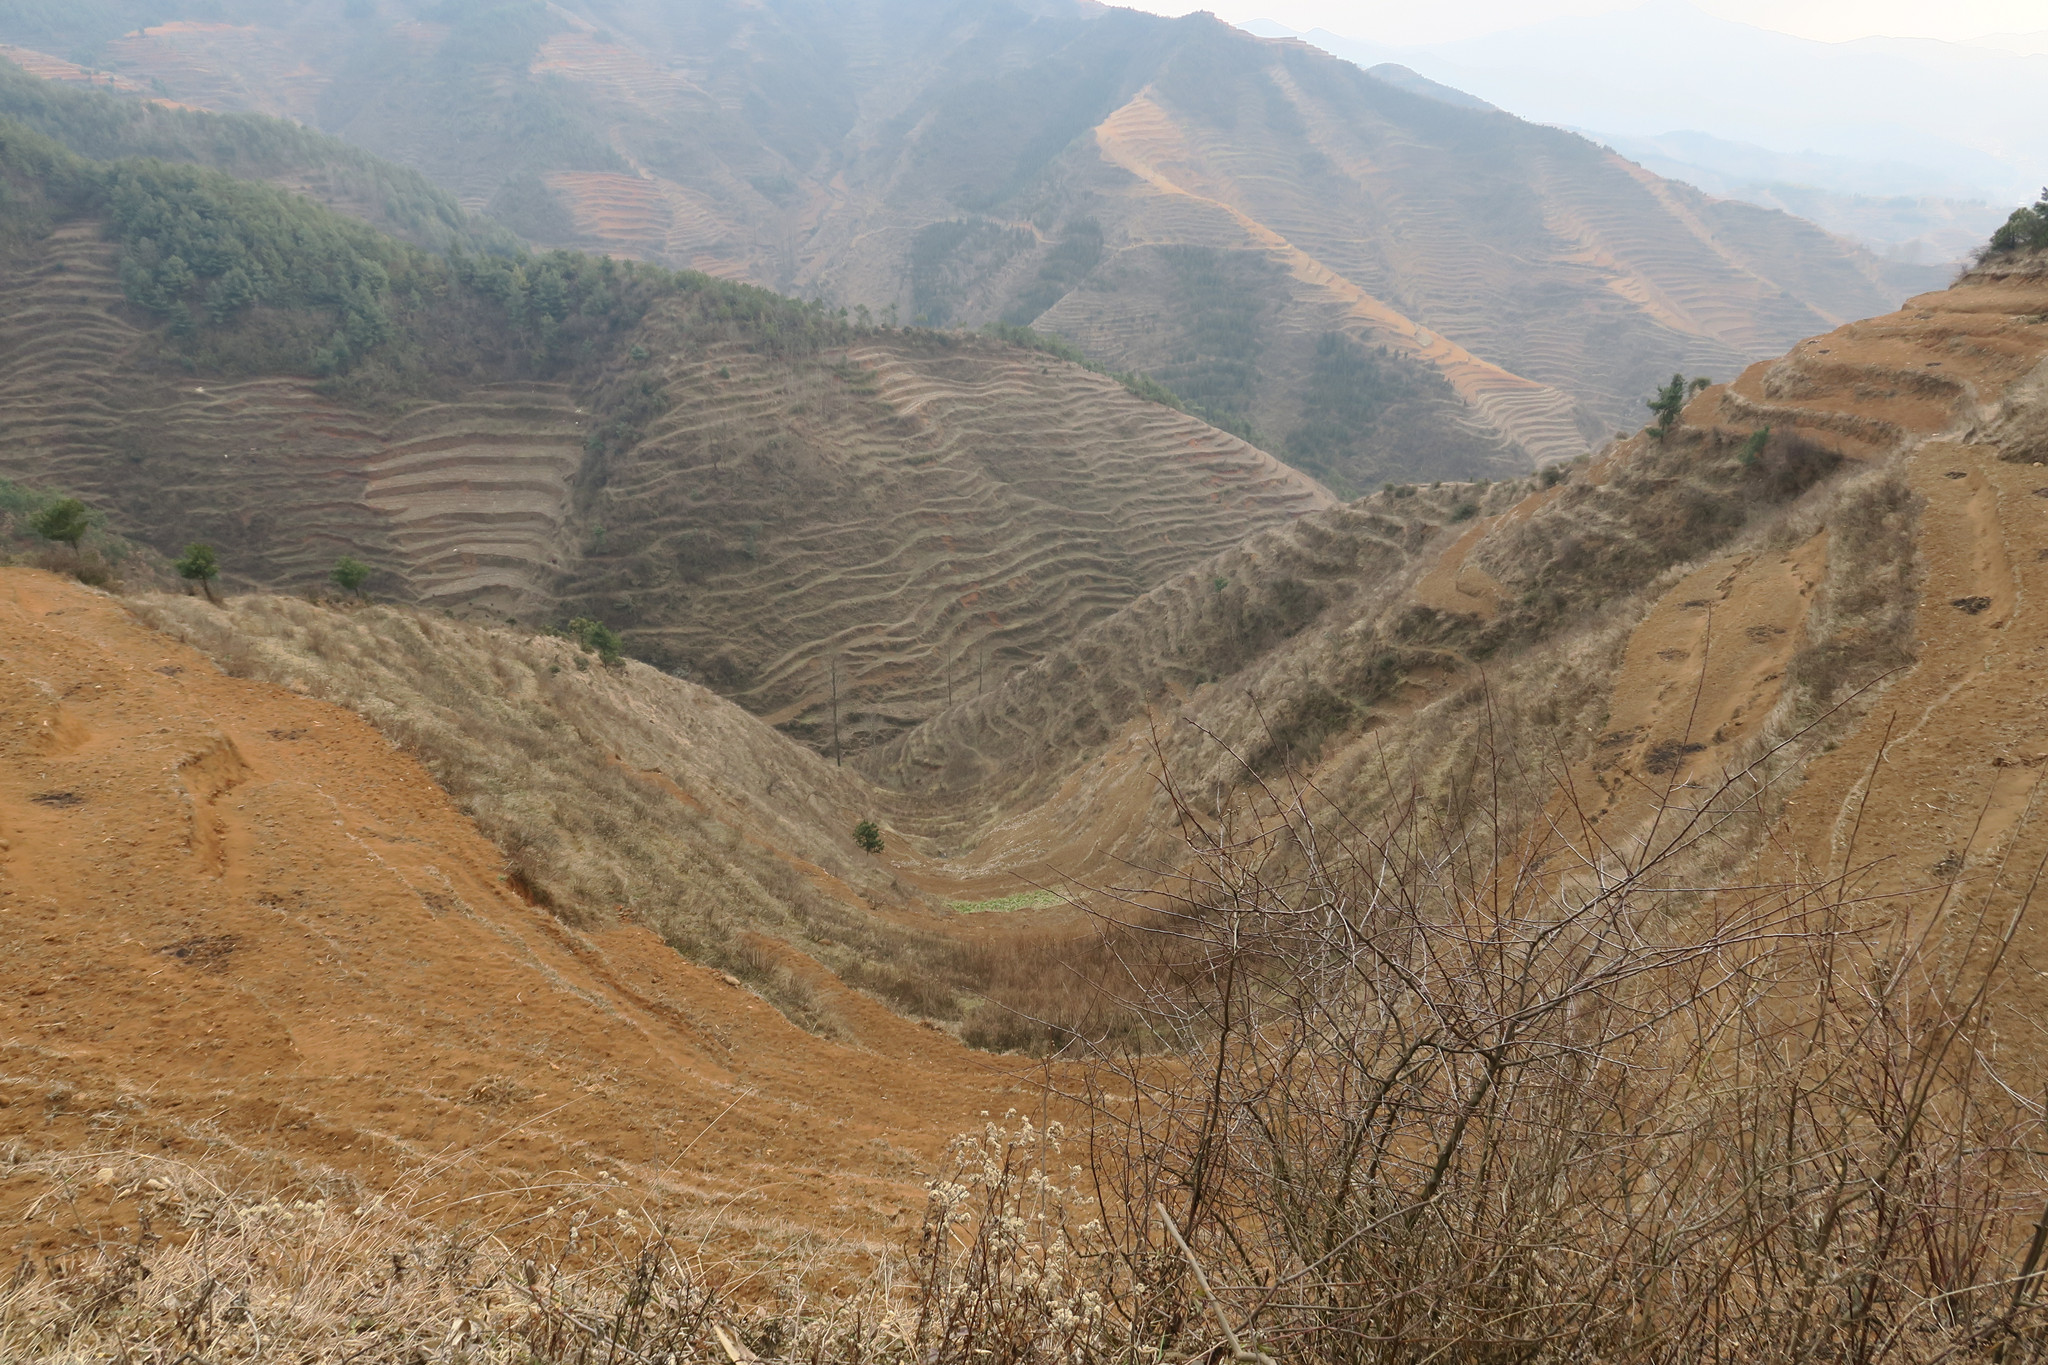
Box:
<box><xmin>0</xmin><ymin>54</ymin><xmax>513</xmax><ymax>253</ymax></box>
<box><xmin>0</xmin><ymin>0</ymin><xmax>1944</xmax><ymax>492</ymax></box>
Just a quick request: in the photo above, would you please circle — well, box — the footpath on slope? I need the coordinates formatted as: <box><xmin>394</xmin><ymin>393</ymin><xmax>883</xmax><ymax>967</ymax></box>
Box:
<box><xmin>1546</xmin><ymin>258</ymin><xmax>2048</xmax><ymax>1020</ymax></box>
<box><xmin>0</xmin><ymin>570</ymin><xmax>1028</xmax><ymax>1262</ymax></box>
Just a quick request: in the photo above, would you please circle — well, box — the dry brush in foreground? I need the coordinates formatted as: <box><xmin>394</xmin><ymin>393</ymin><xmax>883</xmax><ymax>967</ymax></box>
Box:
<box><xmin>16</xmin><ymin>728</ymin><xmax>2048</xmax><ymax>1362</ymax></box>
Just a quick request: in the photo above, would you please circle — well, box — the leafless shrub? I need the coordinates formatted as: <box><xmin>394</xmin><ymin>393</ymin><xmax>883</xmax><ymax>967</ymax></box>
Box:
<box><xmin>1052</xmin><ymin>726</ymin><xmax>2048</xmax><ymax>1364</ymax></box>
<box><xmin>14</xmin><ymin>714</ymin><xmax>2045</xmax><ymax>1363</ymax></box>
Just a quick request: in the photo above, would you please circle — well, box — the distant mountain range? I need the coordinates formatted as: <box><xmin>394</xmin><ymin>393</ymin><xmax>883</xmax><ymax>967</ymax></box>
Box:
<box><xmin>0</xmin><ymin>0</ymin><xmax>1951</xmax><ymax>492</ymax></box>
<box><xmin>1245</xmin><ymin>2</ymin><xmax>2042</xmax><ymax>263</ymax></box>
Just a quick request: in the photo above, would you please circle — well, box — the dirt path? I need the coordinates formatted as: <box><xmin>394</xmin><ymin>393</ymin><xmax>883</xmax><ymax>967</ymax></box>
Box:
<box><xmin>1762</xmin><ymin>437</ymin><xmax>2048</xmax><ymax>986</ymax></box>
<box><xmin>0</xmin><ymin>571</ymin><xmax>1027</xmax><ymax>1261</ymax></box>
<box><xmin>1563</xmin><ymin>262</ymin><xmax>2048</xmax><ymax>1023</ymax></box>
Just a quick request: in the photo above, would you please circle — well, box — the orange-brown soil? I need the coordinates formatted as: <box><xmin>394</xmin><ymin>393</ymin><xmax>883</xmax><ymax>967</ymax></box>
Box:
<box><xmin>1593</xmin><ymin>260</ymin><xmax>2048</xmax><ymax>866</ymax></box>
<box><xmin>0</xmin><ymin>571</ymin><xmax>1025</xmax><ymax>1261</ymax></box>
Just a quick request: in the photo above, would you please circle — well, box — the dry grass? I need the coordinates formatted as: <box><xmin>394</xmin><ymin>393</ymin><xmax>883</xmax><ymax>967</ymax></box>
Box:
<box><xmin>126</xmin><ymin>590</ymin><xmax>1200</xmax><ymax>1049</ymax></box>
<box><xmin>0</xmin><ymin>1121</ymin><xmax>1109</xmax><ymax>1365</ymax></box>
<box><xmin>17</xmin><ymin>726</ymin><xmax>2048</xmax><ymax>1362</ymax></box>
<box><xmin>0</xmin><ymin>1144</ymin><xmax>854</xmax><ymax>1363</ymax></box>
<box><xmin>129</xmin><ymin>592</ymin><xmax>969</xmax><ymax>1036</ymax></box>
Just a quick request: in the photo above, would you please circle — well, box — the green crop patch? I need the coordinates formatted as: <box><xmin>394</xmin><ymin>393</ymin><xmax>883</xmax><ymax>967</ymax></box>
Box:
<box><xmin>951</xmin><ymin>889</ymin><xmax>1069</xmax><ymax>914</ymax></box>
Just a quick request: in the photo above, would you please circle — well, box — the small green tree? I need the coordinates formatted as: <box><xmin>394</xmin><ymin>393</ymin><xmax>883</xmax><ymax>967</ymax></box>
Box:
<box><xmin>175</xmin><ymin>543</ymin><xmax>220</xmax><ymax>602</ymax></box>
<box><xmin>330</xmin><ymin>555</ymin><xmax>371</xmax><ymax>597</ymax></box>
<box><xmin>567</xmin><ymin>616</ymin><xmax>624</xmax><ymax>667</ymax></box>
<box><xmin>1737</xmin><ymin>425</ymin><xmax>1771</xmax><ymax>468</ymax></box>
<box><xmin>29</xmin><ymin>497</ymin><xmax>90</xmax><ymax>551</ymax></box>
<box><xmin>1647</xmin><ymin>374</ymin><xmax>1713</xmax><ymax>438</ymax></box>
<box><xmin>1989</xmin><ymin>188</ymin><xmax>2048</xmax><ymax>254</ymax></box>
<box><xmin>853</xmin><ymin>820</ymin><xmax>884</xmax><ymax>854</ymax></box>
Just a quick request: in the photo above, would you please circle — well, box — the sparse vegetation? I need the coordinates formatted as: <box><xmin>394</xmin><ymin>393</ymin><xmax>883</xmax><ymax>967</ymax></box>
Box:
<box><xmin>1045</xmin><ymin>740</ymin><xmax>2048</xmax><ymax>1364</ymax></box>
<box><xmin>1</xmin><ymin>480</ymin><xmax>146</xmax><ymax>587</ymax></box>
<box><xmin>1001</xmin><ymin>217</ymin><xmax>1104</xmax><ymax>325</ymax></box>
<box><xmin>129</xmin><ymin>594</ymin><xmax>978</xmax><ymax>1036</ymax></box>
<box><xmin>15</xmin><ymin>740</ymin><xmax>2046</xmax><ymax>1363</ymax></box>
<box><xmin>981</xmin><ymin>321</ymin><xmax>1196</xmax><ymax>414</ymax></box>
<box><xmin>911</xmin><ymin>218</ymin><xmax>1032</xmax><ymax>327</ymax></box>
<box><xmin>0</xmin><ymin>112</ymin><xmax>856</xmax><ymax>409</ymax></box>
<box><xmin>0</xmin><ymin>56</ymin><xmax>506</xmax><ymax>255</ymax></box>
<box><xmin>0</xmin><ymin>12</ymin><xmax>2035</xmax><ymax>1362</ymax></box>
<box><xmin>952</xmin><ymin>889</ymin><xmax>1066</xmax><ymax>914</ymax></box>
<box><xmin>566</xmin><ymin>615</ymin><xmax>624</xmax><ymax>667</ymax></box>
<box><xmin>1148</xmin><ymin>245</ymin><xmax>1272</xmax><ymax>442</ymax></box>
<box><xmin>1739</xmin><ymin>423</ymin><xmax>1771</xmax><ymax>466</ymax></box>
<box><xmin>1647</xmin><ymin>372</ymin><xmax>1713</xmax><ymax>437</ymax></box>
<box><xmin>1988</xmin><ymin>186</ymin><xmax>2048</xmax><ymax>254</ymax></box>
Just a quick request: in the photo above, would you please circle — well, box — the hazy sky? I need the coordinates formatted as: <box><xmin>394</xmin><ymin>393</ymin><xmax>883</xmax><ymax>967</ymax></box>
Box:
<box><xmin>1119</xmin><ymin>1</ymin><xmax>2048</xmax><ymax>45</ymax></box>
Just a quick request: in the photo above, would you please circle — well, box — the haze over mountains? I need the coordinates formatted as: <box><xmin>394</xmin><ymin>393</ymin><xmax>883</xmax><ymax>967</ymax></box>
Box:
<box><xmin>0</xmin><ymin>0</ymin><xmax>1943</xmax><ymax>496</ymax></box>
<box><xmin>1250</xmin><ymin>1</ymin><xmax>2043</xmax><ymax>264</ymax></box>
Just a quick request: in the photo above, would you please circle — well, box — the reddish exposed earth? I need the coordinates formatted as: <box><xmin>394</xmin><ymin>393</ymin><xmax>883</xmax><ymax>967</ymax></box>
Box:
<box><xmin>0</xmin><ymin>570</ymin><xmax>1030</xmax><ymax>1260</ymax></box>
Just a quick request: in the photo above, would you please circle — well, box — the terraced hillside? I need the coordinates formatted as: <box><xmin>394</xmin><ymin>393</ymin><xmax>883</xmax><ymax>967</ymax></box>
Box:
<box><xmin>113</xmin><ymin>248</ymin><xmax>2048</xmax><ymax>994</ymax></box>
<box><xmin>851</xmin><ymin>253</ymin><xmax>2048</xmax><ymax>909</ymax></box>
<box><xmin>564</xmin><ymin>330</ymin><xmax>1327</xmax><ymax>747</ymax></box>
<box><xmin>0</xmin><ymin>0</ymin><xmax>1942</xmax><ymax>491</ymax></box>
<box><xmin>0</xmin><ymin>220</ymin><xmax>587</xmax><ymax>613</ymax></box>
<box><xmin>0</xmin><ymin>124</ymin><xmax>1327</xmax><ymax>748</ymax></box>
<box><xmin>9</xmin><ymin>254</ymin><xmax>2048</xmax><ymax>1364</ymax></box>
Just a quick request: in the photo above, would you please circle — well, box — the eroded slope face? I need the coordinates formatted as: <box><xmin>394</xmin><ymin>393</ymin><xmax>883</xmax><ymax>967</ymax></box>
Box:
<box><xmin>0</xmin><ymin>1</ymin><xmax>1941</xmax><ymax>490</ymax></box>
<box><xmin>0</xmin><ymin>570</ymin><xmax>1017</xmax><ymax>1252</ymax></box>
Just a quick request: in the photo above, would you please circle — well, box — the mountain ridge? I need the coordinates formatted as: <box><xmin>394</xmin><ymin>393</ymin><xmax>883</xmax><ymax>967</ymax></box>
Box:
<box><xmin>0</xmin><ymin>0</ymin><xmax>1944</xmax><ymax>490</ymax></box>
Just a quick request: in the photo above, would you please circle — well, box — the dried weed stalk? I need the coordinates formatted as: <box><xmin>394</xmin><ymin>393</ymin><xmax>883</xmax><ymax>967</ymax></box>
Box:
<box><xmin>1062</xmin><ymin>717</ymin><xmax>2048</xmax><ymax>1364</ymax></box>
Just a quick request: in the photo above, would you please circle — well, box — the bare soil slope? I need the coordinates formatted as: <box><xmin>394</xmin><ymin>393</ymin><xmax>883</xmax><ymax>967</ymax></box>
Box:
<box><xmin>0</xmin><ymin>570</ymin><xmax>1022</xmax><ymax>1258</ymax></box>
<box><xmin>4</xmin><ymin>256</ymin><xmax>2046</xmax><ymax>1316</ymax></box>
<box><xmin>850</xmin><ymin>255</ymin><xmax>2048</xmax><ymax>930</ymax></box>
